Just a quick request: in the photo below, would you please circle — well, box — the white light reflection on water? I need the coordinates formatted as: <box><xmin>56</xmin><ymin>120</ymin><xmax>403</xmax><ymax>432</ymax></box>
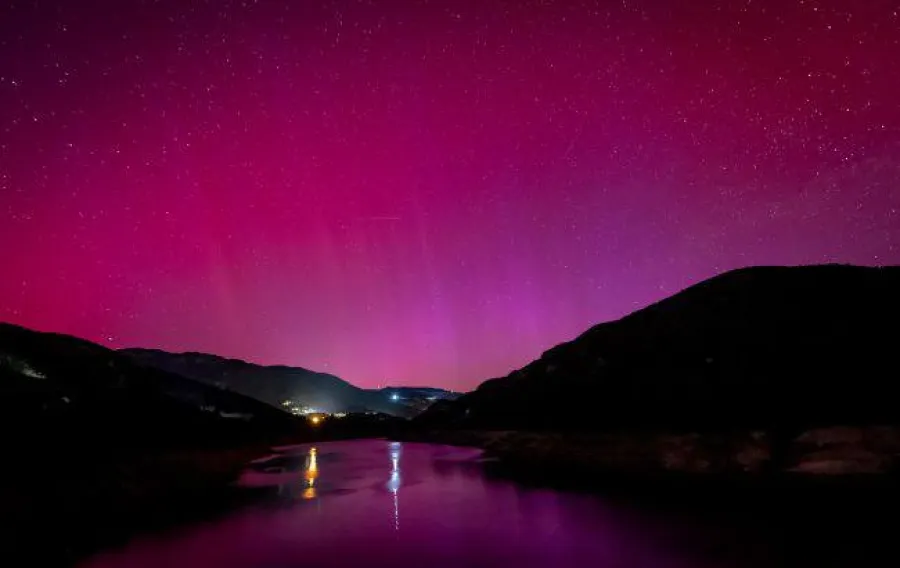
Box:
<box><xmin>387</xmin><ymin>441</ymin><xmax>402</xmax><ymax>531</ymax></box>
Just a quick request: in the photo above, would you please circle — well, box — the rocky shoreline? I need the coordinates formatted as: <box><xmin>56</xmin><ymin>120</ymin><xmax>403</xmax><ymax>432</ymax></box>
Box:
<box><xmin>402</xmin><ymin>425</ymin><xmax>900</xmax><ymax>479</ymax></box>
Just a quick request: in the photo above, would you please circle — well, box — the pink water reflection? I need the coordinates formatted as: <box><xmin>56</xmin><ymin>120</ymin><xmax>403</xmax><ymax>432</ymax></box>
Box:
<box><xmin>78</xmin><ymin>441</ymin><xmax>772</xmax><ymax>568</ymax></box>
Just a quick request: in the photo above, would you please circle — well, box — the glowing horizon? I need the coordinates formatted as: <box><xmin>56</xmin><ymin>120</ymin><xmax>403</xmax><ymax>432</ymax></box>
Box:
<box><xmin>1</xmin><ymin>1</ymin><xmax>898</xmax><ymax>391</ymax></box>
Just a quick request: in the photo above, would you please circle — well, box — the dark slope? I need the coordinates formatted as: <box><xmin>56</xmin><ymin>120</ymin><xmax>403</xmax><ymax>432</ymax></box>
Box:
<box><xmin>0</xmin><ymin>323</ymin><xmax>302</xmax><ymax>447</ymax></box>
<box><xmin>121</xmin><ymin>348</ymin><xmax>416</xmax><ymax>417</ymax></box>
<box><xmin>0</xmin><ymin>323</ymin><xmax>313</xmax><ymax>565</ymax></box>
<box><xmin>418</xmin><ymin>265</ymin><xmax>900</xmax><ymax>431</ymax></box>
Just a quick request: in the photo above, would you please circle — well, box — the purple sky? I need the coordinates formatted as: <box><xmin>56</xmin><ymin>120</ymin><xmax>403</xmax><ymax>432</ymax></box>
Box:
<box><xmin>1</xmin><ymin>1</ymin><xmax>898</xmax><ymax>390</ymax></box>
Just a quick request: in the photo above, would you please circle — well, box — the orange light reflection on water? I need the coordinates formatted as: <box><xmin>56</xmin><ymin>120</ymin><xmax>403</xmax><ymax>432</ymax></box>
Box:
<box><xmin>303</xmin><ymin>447</ymin><xmax>318</xmax><ymax>499</ymax></box>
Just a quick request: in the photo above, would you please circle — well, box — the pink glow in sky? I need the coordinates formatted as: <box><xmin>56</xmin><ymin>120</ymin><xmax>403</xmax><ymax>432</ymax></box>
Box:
<box><xmin>1</xmin><ymin>1</ymin><xmax>899</xmax><ymax>390</ymax></box>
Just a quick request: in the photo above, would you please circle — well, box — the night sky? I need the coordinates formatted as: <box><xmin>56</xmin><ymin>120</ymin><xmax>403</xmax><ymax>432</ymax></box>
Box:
<box><xmin>1</xmin><ymin>1</ymin><xmax>898</xmax><ymax>390</ymax></box>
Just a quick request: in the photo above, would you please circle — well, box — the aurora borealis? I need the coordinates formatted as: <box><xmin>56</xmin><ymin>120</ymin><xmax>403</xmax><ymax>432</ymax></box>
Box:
<box><xmin>1</xmin><ymin>1</ymin><xmax>898</xmax><ymax>390</ymax></box>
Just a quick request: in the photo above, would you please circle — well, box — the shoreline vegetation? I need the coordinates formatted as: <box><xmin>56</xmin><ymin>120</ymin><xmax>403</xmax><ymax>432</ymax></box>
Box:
<box><xmin>400</xmin><ymin>426</ymin><xmax>900</xmax><ymax>482</ymax></box>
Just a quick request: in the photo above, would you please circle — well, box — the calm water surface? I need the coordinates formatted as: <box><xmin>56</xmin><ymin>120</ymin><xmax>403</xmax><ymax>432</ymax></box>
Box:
<box><xmin>79</xmin><ymin>440</ymin><xmax>892</xmax><ymax>568</ymax></box>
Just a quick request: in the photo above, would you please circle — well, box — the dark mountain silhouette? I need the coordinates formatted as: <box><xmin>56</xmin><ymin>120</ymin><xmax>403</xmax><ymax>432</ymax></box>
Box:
<box><xmin>418</xmin><ymin>265</ymin><xmax>900</xmax><ymax>432</ymax></box>
<box><xmin>0</xmin><ymin>323</ymin><xmax>302</xmax><ymax>448</ymax></box>
<box><xmin>120</xmin><ymin>349</ymin><xmax>430</xmax><ymax>417</ymax></box>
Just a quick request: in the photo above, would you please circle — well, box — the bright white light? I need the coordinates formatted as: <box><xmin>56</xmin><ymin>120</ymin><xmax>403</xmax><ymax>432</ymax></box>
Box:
<box><xmin>390</xmin><ymin>394</ymin><xmax>399</xmax><ymax>401</ymax></box>
<box><xmin>387</xmin><ymin>442</ymin><xmax>402</xmax><ymax>531</ymax></box>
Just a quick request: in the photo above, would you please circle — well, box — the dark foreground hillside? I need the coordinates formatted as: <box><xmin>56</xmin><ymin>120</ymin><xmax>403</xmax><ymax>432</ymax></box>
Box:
<box><xmin>0</xmin><ymin>324</ymin><xmax>403</xmax><ymax>565</ymax></box>
<box><xmin>416</xmin><ymin>265</ymin><xmax>900</xmax><ymax>476</ymax></box>
<box><xmin>0</xmin><ymin>323</ymin><xmax>306</xmax><ymax>448</ymax></box>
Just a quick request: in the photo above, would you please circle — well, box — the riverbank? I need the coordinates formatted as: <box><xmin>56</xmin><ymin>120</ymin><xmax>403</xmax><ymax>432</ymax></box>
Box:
<box><xmin>401</xmin><ymin>425</ymin><xmax>900</xmax><ymax>483</ymax></box>
<box><xmin>3</xmin><ymin>444</ymin><xmax>277</xmax><ymax>566</ymax></box>
<box><xmin>0</xmin><ymin>411</ymin><xmax>411</xmax><ymax>566</ymax></box>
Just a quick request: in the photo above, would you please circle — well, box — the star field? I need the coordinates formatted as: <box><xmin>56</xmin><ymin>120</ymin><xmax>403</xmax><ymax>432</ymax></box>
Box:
<box><xmin>1</xmin><ymin>0</ymin><xmax>898</xmax><ymax>390</ymax></box>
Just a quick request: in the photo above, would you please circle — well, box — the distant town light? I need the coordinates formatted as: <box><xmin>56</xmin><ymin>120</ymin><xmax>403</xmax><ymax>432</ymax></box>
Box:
<box><xmin>309</xmin><ymin>415</ymin><xmax>322</xmax><ymax>425</ymax></box>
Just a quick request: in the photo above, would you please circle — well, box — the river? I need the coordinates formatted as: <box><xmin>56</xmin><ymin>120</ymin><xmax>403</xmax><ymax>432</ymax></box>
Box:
<box><xmin>78</xmin><ymin>440</ymin><xmax>894</xmax><ymax>567</ymax></box>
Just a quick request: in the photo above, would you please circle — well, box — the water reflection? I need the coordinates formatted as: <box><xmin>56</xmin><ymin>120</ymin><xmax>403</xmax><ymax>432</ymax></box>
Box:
<box><xmin>387</xmin><ymin>441</ymin><xmax>402</xmax><ymax>531</ymax></box>
<box><xmin>303</xmin><ymin>447</ymin><xmax>318</xmax><ymax>500</ymax></box>
<box><xmin>82</xmin><ymin>440</ymin><xmax>892</xmax><ymax>568</ymax></box>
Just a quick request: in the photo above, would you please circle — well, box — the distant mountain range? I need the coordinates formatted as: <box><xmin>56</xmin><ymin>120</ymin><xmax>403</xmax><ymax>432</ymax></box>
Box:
<box><xmin>375</xmin><ymin>386</ymin><xmax>463</xmax><ymax>413</ymax></box>
<box><xmin>121</xmin><ymin>349</ymin><xmax>459</xmax><ymax>418</ymax></box>
<box><xmin>419</xmin><ymin>265</ymin><xmax>900</xmax><ymax>432</ymax></box>
<box><xmin>0</xmin><ymin>323</ymin><xmax>303</xmax><ymax>448</ymax></box>
<box><xmin>15</xmin><ymin>263</ymin><xmax>889</xmax><ymax>442</ymax></box>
